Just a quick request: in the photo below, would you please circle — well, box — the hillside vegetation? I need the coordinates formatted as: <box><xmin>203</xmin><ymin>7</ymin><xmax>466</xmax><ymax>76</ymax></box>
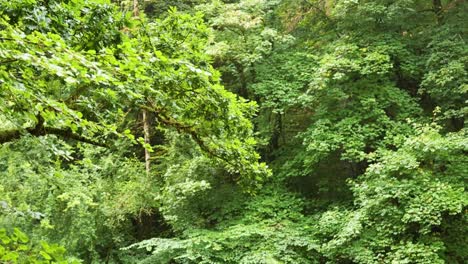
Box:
<box><xmin>0</xmin><ymin>0</ymin><xmax>466</xmax><ymax>263</ymax></box>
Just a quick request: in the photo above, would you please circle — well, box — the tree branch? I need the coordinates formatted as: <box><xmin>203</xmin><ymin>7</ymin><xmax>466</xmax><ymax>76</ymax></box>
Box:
<box><xmin>0</xmin><ymin>120</ymin><xmax>107</xmax><ymax>147</ymax></box>
<box><xmin>140</xmin><ymin>104</ymin><xmax>238</xmax><ymax>168</ymax></box>
<box><xmin>0</xmin><ymin>59</ymin><xmax>18</xmax><ymax>65</ymax></box>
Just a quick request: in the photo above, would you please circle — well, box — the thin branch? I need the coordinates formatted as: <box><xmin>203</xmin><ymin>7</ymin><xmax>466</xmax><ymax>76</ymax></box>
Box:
<box><xmin>0</xmin><ymin>59</ymin><xmax>18</xmax><ymax>64</ymax></box>
<box><xmin>0</xmin><ymin>37</ymin><xmax>40</xmax><ymax>45</ymax></box>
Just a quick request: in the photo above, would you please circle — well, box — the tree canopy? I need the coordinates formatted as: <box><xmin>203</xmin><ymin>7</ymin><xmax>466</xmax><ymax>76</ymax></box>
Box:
<box><xmin>0</xmin><ymin>0</ymin><xmax>466</xmax><ymax>263</ymax></box>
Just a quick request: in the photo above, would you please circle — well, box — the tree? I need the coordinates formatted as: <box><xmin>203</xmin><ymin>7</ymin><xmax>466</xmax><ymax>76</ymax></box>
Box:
<box><xmin>0</xmin><ymin>0</ymin><xmax>268</xmax><ymax>186</ymax></box>
<box><xmin>1</xmin><ymin>0</ymin><xmax>268</xmax><ymax>261</ymax></box>
<box><xmin>1</xmin><ymin>0</ymin><xmax>466</xmax><ymax>263</ymax></box>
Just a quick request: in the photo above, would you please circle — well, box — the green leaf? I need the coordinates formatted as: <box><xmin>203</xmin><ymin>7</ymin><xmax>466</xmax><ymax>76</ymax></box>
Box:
<box><xmin>13</xmin><ymin>228</ymin><xmax>29</xmax><ymax>243</ymax></box>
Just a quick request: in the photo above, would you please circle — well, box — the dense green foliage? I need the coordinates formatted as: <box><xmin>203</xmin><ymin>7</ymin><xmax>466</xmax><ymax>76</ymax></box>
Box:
<box><xmin>0</xmin><ymin>227</ymin><xmax>79</xmax><ymax>263</ymax></box>
<box><xmin>1</xmin><ymin>0</ymin><xmax>466</xmax><ymax>263</ymax></box>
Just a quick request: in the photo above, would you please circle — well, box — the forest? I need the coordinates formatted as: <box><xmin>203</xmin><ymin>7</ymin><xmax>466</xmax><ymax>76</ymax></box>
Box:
<box><xmin>0</xmin><ymin>0</ymin><xmax>466</xmax><ymax>263</ymax></box>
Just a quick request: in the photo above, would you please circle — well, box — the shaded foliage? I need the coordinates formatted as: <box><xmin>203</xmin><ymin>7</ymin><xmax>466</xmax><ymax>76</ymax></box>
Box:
<box><xmin>1</xmin><ymin>0</ymin><xmax>466</xmax><ymax>263</ymax></box>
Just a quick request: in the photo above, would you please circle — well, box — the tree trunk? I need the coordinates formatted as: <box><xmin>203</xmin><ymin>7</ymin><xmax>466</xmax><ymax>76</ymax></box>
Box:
<box><xmin>142</xmin><ymin>109</ymin><xmax>151</xmax><ymax>176</ymax></box>
<box><xmin>433</xmin><ymin>0</ymin><xmax>443</xmax><ymax>23</ymax></box>
<box><xmin>133</xmin><ymin>0</ymin><xmax>139</xmax><ymax>16</ymax></box>
<box><xmin>268</xmin><ymin>112</ymin><xmax>282</xmax><ymax>159</ymax></box>
<box><xmin>133</xmin><ymin>0</ymin><xmax>150</xmax><ymax>176</ymax></box>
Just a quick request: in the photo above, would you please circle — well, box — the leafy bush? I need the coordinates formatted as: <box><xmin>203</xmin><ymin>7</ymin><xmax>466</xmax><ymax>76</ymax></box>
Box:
<box><xmin>0</xmin><ymin>227</ymin><xmax>80</xmax><ymax>263</ymax></box>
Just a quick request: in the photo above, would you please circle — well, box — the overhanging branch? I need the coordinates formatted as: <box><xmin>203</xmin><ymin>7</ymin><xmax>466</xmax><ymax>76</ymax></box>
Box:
<box><xmin>0</xmin><ymin>120</ymin><xmax>107</xmax><ymax>147</ymax></box>
<box><xmin>140</xmin><ymin>104</ymin><xmax>238</xmax><ymax>168</ymax></box>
